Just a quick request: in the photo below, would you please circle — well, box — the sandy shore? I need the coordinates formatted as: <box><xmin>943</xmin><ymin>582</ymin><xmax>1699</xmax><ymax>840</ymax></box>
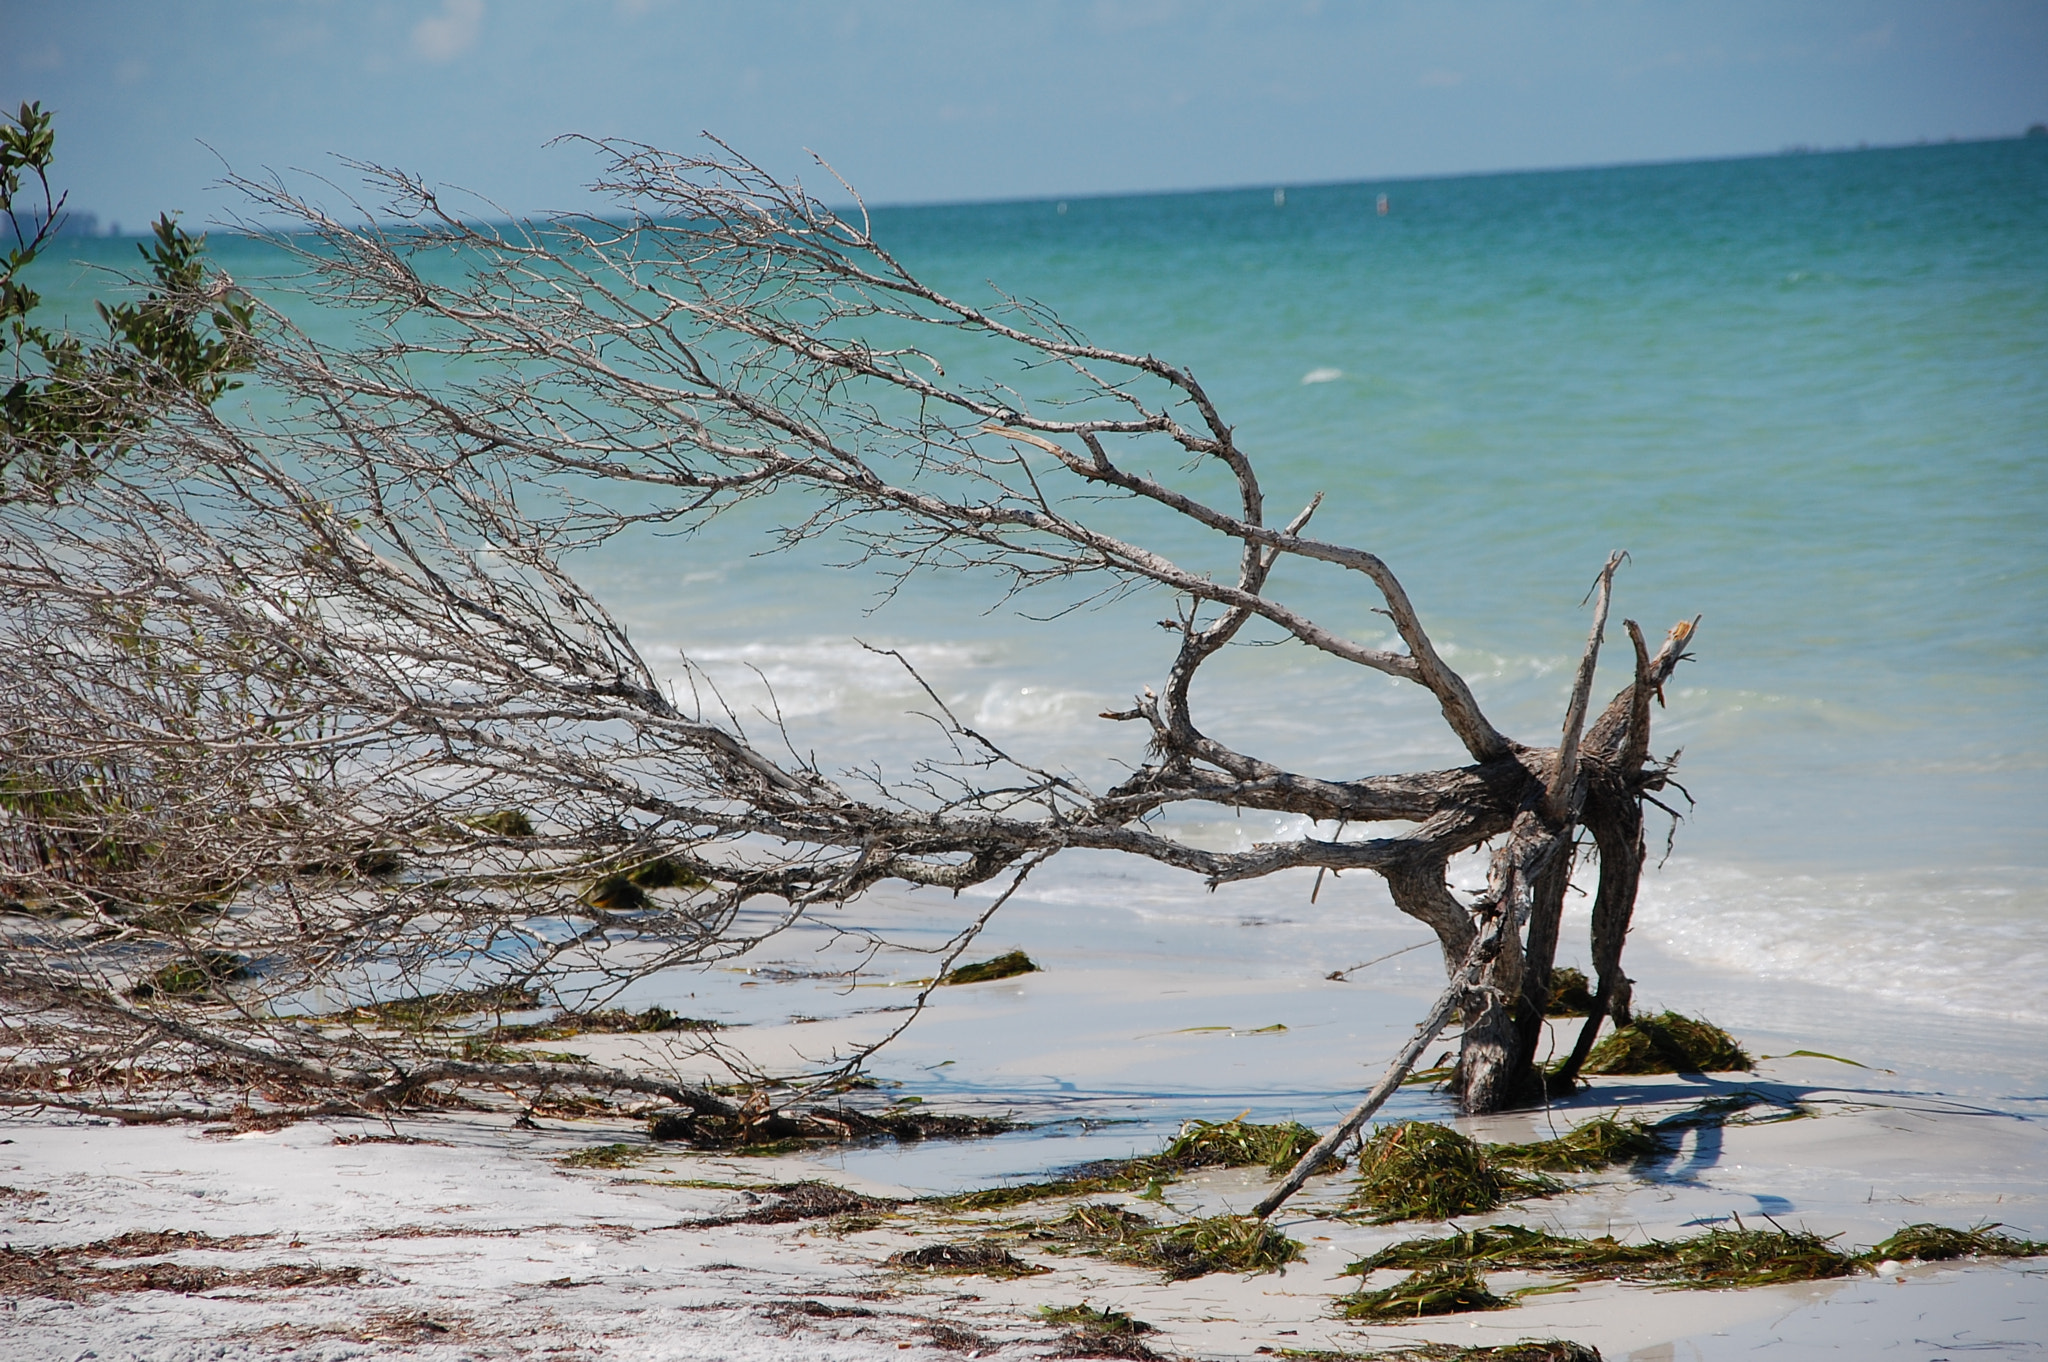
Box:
<box><xmin>6</xmin><ymin>1053</ymin><xmax>2045</xmax><ymax>1361</ymax></box>
<box><xmin>8</xmin><ymin>867</ymin><xmax>2046</xmax><ymax>1359</ymax></box>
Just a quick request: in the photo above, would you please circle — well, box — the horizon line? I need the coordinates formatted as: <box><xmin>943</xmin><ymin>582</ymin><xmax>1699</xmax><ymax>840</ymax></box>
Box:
<box><xmin>41</xmin><ymin>129</ymin><xmax>2040</xmax><ymax>238</ymax></box>
<box><xmin>857</xmin><ymin>129</ymin><xmax>2035</xmax><ymax>215</ymax></box>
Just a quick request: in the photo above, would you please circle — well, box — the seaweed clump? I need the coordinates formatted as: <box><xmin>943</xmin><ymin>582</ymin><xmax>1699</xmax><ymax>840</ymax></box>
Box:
<box><xmin>1348</xmin><ymin>1221</ymin><xmax>1857</xmax><ymax>1290</ymax></box>
<box><xmin>1348</xmin><ymin>1123</ymin><xmax>1558</xmax><ymax>1222</ymax></box>
<box><xmin>934</xmin><ymin>1115</ymin><xmax>1316</xmax><ymax>1210</ymax></box>
<box><xmin>647</xmin><ymin>1101</ymin><xmax>1020</xmax><ymax>1151</ymax></box>
<box><xmin>1275</xmin><ymin>1346</ymin><xmax>1600</xmax><ymax>1362</ymax></box>
<box><xmin>586</xmin><ymin>857</ymin><xmax>709</xmax><ymax>912</ymax></box>
<box><xmin>939</xmin><ymin>949</ymin><xmax>1040</xmax><ymax>985</ymax></box>
<box><xmin>1348</xmin><ymin>1223</ymin><xmax>1642</xmax><ymax>1276</ymax></box>
<box><xmin>126</xmin><ymin>951</ymin><xmax>250</xmax><ymax>1001</ymax></box>
<box><xmin>1486</xmin><ymin>1115</ymin><xmax>1662</xmax><ymax>1173</ymax></box>
<box><xmin>464</xmin><ymin>809</ymin><xmax>534</xmax><ymax>837</ymax></box>
<box><xmin>341</xmin><ymin>984</ymin><xmax>542</xmax><ymax>1027</ymax></box>
<box><xmin>1033</xmin><ymin>1206</ymin><xmax>1302</xmax><ymax>1281</ymax></box>
<box><xmin>1336</xmin><ymin>1218</ymin><xmax>2048</xmax><ymax>1312</ymax></box>
<box><xmin>694</xmin><ymin>1179</ymin><xmax>895</xmax><ymax>1227</ymax></box>
<box><xmin>1544</xmin><ymin>967</ymin><xmax>1598</xmax><ymax>1017</ymax></box>
<box><xmin>1579</xmin><ymin>1011</ymin><xmax>1751</xmax><ymax>1075</ymax></box>
<box><xmin>1133</xmin><ymin>1213</ymin><xmax>1304</xmax><ymax>1280</ymax></box>
<box><xmin>0</xmin><ymin>1234</ymin><xmax>364</xmax><ymax>1302</ymax></box>
<box><xmin>490</xmin><ymin>1006</ymin><xmax>723</xmax><ymax>1042</ymax></box>
<box><xmin>888</xmin><ymin>1240</ymin><xmax>1049</xmax><ymax>1278</ymax></box>
<box><xmin>1636</xmin><ymin>1226</ymin><xmax>1856</xmax><ymax>1288</ymax></box>
<box><xmin>1040</xmin><ymin>1303</ymin><xmax>1164</xmax><ymax>1360</ymax></box>
<box><xmin>1341</xmin><ymin>1263</ymin><xmax>1510</xmax><ymax>1320</ymax></box>
<box><xmin>1864</xmin><ymin>1222</ymin><xmax>2047</xmax><ymax>1263</ymax></box>
<box><xmin>1158</xmin><ymin>1114</ymin><xmax>1319</xmax><ymax>1175</ymax></box>
<box><xmin>558</xmin><ymin>1142</ymin><xmax>644</xmax><ymax>1169</ymax></box>
<box><xmin>1033</xmin><ymin>1202</ymin><xmax>1158</xmax><ymax>1251</ymax></box>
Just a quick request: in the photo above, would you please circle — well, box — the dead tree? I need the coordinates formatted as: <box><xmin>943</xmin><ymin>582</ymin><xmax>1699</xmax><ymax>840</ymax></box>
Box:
<box><xmin>0</xmin><ymin>138</ymin><xmax>1693</xmax><ymax>1122</ymax></box>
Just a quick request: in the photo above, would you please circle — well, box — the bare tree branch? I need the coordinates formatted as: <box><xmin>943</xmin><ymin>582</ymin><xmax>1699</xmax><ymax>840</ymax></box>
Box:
<box><xmin>0</xmin><ymin>138</ymin><xmax>1698</xmax><ymax>1125</ymax></box>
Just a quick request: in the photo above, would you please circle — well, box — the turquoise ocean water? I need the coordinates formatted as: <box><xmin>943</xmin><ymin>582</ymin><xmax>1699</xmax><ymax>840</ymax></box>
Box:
<box><xmin>26</xmin><ymin>137</ymin><xmax>2048</xmax><ymax>1036</ymax></box>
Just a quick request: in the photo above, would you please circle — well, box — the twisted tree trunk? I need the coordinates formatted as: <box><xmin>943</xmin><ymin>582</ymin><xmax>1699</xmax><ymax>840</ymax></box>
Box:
<box><xmin>1452</xmin><ymin>614</ymin><xmax>1697</xmax><ymax>1111</ymax></box>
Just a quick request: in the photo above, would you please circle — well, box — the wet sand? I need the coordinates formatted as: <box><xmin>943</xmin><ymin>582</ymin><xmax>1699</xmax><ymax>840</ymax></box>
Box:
<box><xmin>7</xmin><ymin>860</ymin><xmax>2046</xmax><ymax>1359</ymax></box>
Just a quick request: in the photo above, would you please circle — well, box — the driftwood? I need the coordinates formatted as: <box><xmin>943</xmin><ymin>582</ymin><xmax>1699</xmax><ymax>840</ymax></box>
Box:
<box><xmin>0</xmin><ymin>137</ymin><xmax>1694</xmax><ymax>1124</ymax></box>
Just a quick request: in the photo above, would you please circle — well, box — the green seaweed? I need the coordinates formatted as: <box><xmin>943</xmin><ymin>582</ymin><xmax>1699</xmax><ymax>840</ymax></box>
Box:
<box><xmin>1112</xmin><ymin>1212</ymin><xmax>1304</xmax><ymax>1281</ymax></box>
<box><xmin>125</xmin><ymin>951</ymin><xmax>249</xmax><ymax>1001</ymax></box>
<box><xmin>1031</xmin><ymin>1202</ymin><xmax>1158</xmax><ymax>1253</ymax></box>
<box><xmin>1341</xmin><ymin>1263</ymin><xmax>1509</xmax><ymax>1320</ymax></box>
<box><xmin>464</xmin><ymin>809</ymin><xmax>534</xmax><ymax>837</ymax></box>
<box><xmin>939</xmin><ymin>1177</ymin><xmax>1108</xmax><ymax>1211</ymax></box>
<box><xmin>1544</xmin><ymin>967</ymin><xmax>1598</xmax><ymax>1017</ymax></box>
<box><xmin>558</xmin><ymin>1142</ymin><xmax>645</xmax><ymax>1169</ymax></box>
<box><xmin>1348</xmin><ymin>1122</ymin><xmax>1559</xmax><ymax>1222</ymax></box>
<box><xmin>1346</xmin><ymin>1224</ymin><xmax>1650</xmax><ymax>1276</ymax></box>
<box><xmin>1040</xmin><ymin>1304</ymin><xmax>1155</xmax><ymax>1333</ymax></box>
<box><xmin>1040</xmin><ymin>1302</ymin><xmax>1163</xmax><ymax>1359</ymax></box>
<box><xmin>489</xmin><ymin>1006</ymin><xmax>723</xmax><ymax>1042</ymax></box>
<box><xmin>1347</xmin><ymin>1221</ymin><xmax>1856</xmax><ymax>1290</ymax></box>
<box><xmin>1638</xmin><ymin>1226</ymin><xmax>1856</xmax><ymax>1288</ymax></box>
<box><xmin>586</xmin><ymin>857</ymin><xmax>710</xmax><ymax>912</ymax></box>
<box><xmin>1030</xmin><ymin>1205</ymin><xmax>1301</xmax><ymax>1280</ymax></box>
<box><xmin>887</xmin><ymin>1240</ymin><xmax>1050</xmax><ymax>1278</ymax></box>
<box><xmin>1158</xmin><ymin>1115</ymin><xmax>1319</xmax><ymax>1176</ymax></box>
<box><xmin>1486</xmin><ymin>1115</ymin><xmax>1662</xmax><ymax>1173</ymax></box>
<box><xmin>929</xmin><ymin>1115</ymin><xmax>1316</xmax><ymax>1210</ymax></box>
<box><xmin>939</xmin><ymin>950</ymin><xmax>1041</xmax><ymax>985</ymax></box>
<box><xmin>1579</xmin><ymin>1011</ymin><xmax>1751</xmax><ymax>1075</ymax></box>
<box><xmin>1864</xmin><ymin>1222</ymin><xmax>2048</xmax><ymax>1263</ymax></box>
<box><xmin>342</xmin><ymin>984</ymin><xmax>542</xmax><ymax>1027</ymax></box>
<box><xmin>1278</xmin><ymin>1344</ymin><xmax>1599</xmax><ymax>1362</ymax></box>
<box><xmin>293</xmin><ymin>839</ymin><xmax>404</xmax><ymax>879</ymax></box>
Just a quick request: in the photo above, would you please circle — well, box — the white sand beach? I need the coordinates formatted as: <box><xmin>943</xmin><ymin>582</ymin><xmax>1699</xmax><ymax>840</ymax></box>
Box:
<box><xmin>8</xmin><ymin>864</ymin><xmax>2047</xmax><ymax>1360</ymax></box>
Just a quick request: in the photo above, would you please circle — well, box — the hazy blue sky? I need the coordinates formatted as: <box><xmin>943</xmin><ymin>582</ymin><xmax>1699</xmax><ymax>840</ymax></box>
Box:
<box><xmin>5</xmin><ymin>0</ymin><xmax>2045</xmax><ymax>229</ymax></box>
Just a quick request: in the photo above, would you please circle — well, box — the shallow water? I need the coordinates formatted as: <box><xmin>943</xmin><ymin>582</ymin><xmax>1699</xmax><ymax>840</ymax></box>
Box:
<box><xmin>598</xmin><ymin>139</ymin><xmax>2046</xmax><ymax>1036</ymax></box>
